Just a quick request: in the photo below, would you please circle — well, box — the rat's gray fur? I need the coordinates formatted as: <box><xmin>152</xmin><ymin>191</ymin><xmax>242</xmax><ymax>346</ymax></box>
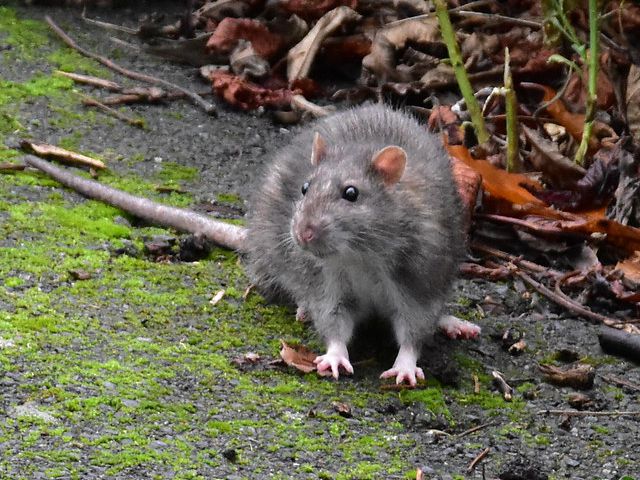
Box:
<box><xmin>245</xmin><ymin>104</ymin><xmax>464</xmax><ymax>352</ymax></box>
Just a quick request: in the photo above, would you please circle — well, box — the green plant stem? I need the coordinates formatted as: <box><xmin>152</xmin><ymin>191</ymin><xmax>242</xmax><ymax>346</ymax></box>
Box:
<box><xmin>574</xmin><ymin>0</ymin><xmax>598</xmax><ymax>166</ymax></box>
<box><xmin>503</xmin><ymin>47</ymin><xmax>520</xmax><ymax>172</ymax></box>
<box><xmin>434</xmin><ymin>0</ymin><xmax>490</xmax><ymax>145</ymax></box>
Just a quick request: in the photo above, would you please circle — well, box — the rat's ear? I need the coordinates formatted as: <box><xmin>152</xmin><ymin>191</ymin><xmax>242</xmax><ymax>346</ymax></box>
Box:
<box><xmin>372</xmin><ymin>146</ymin><xmax>406</xmax><ymax>186</ymax></box>
<box><xmin>310</xmin><ymin>132</ymin><xmax>326</xmax><ymax>166</ymax></box>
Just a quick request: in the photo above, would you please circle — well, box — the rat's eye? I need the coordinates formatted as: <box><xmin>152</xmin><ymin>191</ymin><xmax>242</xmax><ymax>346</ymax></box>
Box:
<box><xmin>342</xmin><ymin>186</ymin><xmax>359</xmax><ymax>202</ymax></box>
<box><xmin>301</xmin><ymin>181</ymin><xmax>310</xmax><ymax>195</ymax></box>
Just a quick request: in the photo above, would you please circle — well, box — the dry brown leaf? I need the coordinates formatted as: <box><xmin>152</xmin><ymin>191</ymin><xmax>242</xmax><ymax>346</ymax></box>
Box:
<box><xmin>332</xmin><ymin>401</ymin><xmax>352</xmax><ymax>417</ymax></box>
<box><xmin>361</xmin><ymin>18</ymin><xmax>440</xmax><ymax>83</ymax></box>
<box><xmin>21</xmin><ymin>141</ymin><xmax>106</xmax><ymax>170</ymax></box>
<box><xmin>523</xmin><ymin>125</ymin><xmax>586</xmax><ymax>189</ymax></box>
<box><xmin>229</xmin><ymin>40</ymin><xmax>270</xmax><ymax>78</ymax></box>
<box><xmin>626</xmin><ymin>64</ymin><xmax>640</xmax><ymax>144</ymax></box>
<box><xmin>530</xmin><ymin>83</ymin><xmax>617</xmax><ymax>155</ymax></box>
<box><xmin>287</xmin><ymin>6</ymin><xmax>361</xmax><ymax>82</ymax></box>
<box><xmin>206</xmin><ymin>70</ymin><xmax>298</xmax><ymax>110</ymax></box>
<box><xmin>196</xmin><ymin>0</ymin><xmax>258</xmax><ymax>21</ymax></box>
<box><xmin>279</xmin><ymin>340</ymin><xmax>318</xmax><ymax>373</ymax></box>
<box><xmin>276</xmin><ymin>0</ymin><xmax>357</xmax><ymax>21</ymax></box>
<box><xmin>320</xmin><ymin>34</ymin><xmax>371</xmax><ymax>64</ymax></box>
<box><xmin>539</xmin><ymin>363</ymin><xmax>595</xmax><ymax>390</ymax></box>
<box><xmin>206</xmin><ymin>18</ymin><xmax>283</xmax><ymax>60</ymax></box>
<box><xmin>616</xmin><ymin>252</ymin><xmax>640</xmax><ymax>286</ymax></box>
<box><xmin>450</xmin><ymin>155</ymin><xmax>481</xmax><ymax>229</ymax></box>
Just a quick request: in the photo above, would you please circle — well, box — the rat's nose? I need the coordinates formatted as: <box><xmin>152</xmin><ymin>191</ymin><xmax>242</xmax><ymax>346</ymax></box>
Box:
<box><xmin>296</xmin><ymin>224</ymin><xmax>317</xmax><ymax>245</ymax></box>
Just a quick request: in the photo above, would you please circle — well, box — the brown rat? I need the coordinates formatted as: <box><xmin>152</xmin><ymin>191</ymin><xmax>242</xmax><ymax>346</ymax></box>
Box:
<box><xmin>23</xmin><ymin>103</ymin><xmax>480</xmax><ymax>385</ymax></box>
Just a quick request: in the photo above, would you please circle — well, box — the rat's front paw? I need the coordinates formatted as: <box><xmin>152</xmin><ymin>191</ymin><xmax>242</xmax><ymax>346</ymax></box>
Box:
<box><xmin>438</xmin><ymin>315</ymin><xmax>481</xmax><ymax>340</ymax></box>
<box><xmin>314</xmin><ymin>353</ymin><xmax>354</xmax><ymax>379</ymax></box>
<box><xmin>314</xmin><ymin>342</ymin><xmax>353</xmax><ymax>379</ymax></box>
<box><xmin>380</xmin><ymin>365</ymin><xmax>425</xmax><ymax>386</ymax></box>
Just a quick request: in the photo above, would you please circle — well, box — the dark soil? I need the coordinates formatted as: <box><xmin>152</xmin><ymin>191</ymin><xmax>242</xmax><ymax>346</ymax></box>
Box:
<box><xmin>1</xmin><ymin>3</ymin><xmax>639</xmax><ymax>480</ymax></box>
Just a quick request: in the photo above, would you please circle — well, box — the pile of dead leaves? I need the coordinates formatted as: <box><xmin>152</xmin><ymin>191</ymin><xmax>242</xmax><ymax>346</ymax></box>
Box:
<box><xmin>41</xmin><ymin>1</ymin><xmax>640</xmax><ymax>335</ymax></box>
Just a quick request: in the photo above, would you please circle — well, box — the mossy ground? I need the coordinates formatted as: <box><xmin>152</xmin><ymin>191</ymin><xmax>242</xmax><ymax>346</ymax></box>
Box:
<box><xmin>1</xmin><ymin>5</ymin><xmax>639</xmax><ymax>480</ymax></box>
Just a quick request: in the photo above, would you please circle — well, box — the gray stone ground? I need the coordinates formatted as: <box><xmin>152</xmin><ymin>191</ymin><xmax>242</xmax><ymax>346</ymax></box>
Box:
<box><xmin>1</xmin><ymin>3</ymin><xmax>639</xmax><ymax>479</ymax></box>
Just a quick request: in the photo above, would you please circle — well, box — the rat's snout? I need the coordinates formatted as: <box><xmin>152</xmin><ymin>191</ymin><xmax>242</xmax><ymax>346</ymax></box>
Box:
<box><xmin>294</xmin><ymin>222</ymin><xmax>319</xmax><ymax>247</ymax></box>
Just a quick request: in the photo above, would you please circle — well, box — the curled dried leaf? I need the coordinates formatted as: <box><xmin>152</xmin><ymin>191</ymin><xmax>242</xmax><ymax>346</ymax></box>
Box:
<box><xmin>205</xmin><ymin>70</ymin><xmax>298</xmax><ymax>110</ymax></box>
<box><xmin>206</xmin><ymin>18</ymin><xmax>283</xmax><ymax>60</ymax></box>
<box><xmin>287</xmin><ymin>6</ymin><xmax>361</xmax><ymax>82</ymax></box>
<box><xmin>279</xmin><ymin>340</ymin><xmax>318</xmax><ymax>373</ymax></box>
<box><xmin>626</xmin><ymin>64</ymin><xmax>640</xmax><ymax>145</ymax></box>
<box><xmin>539</xmin><ymin>363</ymin><xmax>595</xmax><ymax>390</ymax></box>
<box><xmin>361</xmin><ymin>18</ymin><xmax>440</xmax><ymax>83</ymax></box>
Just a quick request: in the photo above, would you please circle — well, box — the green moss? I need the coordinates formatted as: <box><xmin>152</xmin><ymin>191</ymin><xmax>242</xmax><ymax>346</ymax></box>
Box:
<box><xmin>0</xmin><ymin>7</ymin><xmax>49</xmax><ymax>58</ymax></box>
<box><xmin>48</xmin><ymin>49</ymin><xmax>109</xmax><ymax>77</ymax></box>
<box><xmin>215</xmin><ymin>193</ymin><xmax>243</xmax><ymax>205</ymax></box>
<box><xmin>593</xmin><ymin>425</ymin><xmax>610</xmax><ymax>435</ymax></box>
<box><xmin>157</xmin><ymin>162</ymin><xmax>199</xmax><ymax>183</ymax></box>
<box><xmin>0</xmin><ymin>75</ymin><xmax>74</xmax><ymax>106</ymax></box>
<box><xmin>4</xmin><ymin>276</ymin><xmax>24</xmax><ymax>288</ymax></box>
<box><xmin>400</xmin><ymin>383</ymin><xmax>451</xmax><ymax>419</ymax></box>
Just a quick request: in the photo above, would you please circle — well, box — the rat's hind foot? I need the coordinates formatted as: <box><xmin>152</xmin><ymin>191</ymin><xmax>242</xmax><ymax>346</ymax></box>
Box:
<box><xmin>438</xmin><ymin>315</ymin><xmax>481</xmax><ymax>339</ymax></box>
<box><xmin>381</xmin><ymin>344</ymin><xmax>424</xmax><ymax>386</ymax></box>
<box><xmin>380</xmin><ymin>365</ymin><xmax>425</xmax><ymax>386</ymax></box>
<box><xmin>314</xmin><ymin>340</ymin><xmax>353</xmax><ymax>379</ymax></box>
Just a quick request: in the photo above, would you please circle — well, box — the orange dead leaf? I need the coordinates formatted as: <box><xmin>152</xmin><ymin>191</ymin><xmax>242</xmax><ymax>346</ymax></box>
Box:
<box><xmin>616</xmin><ymin>252</ymin><xmax>640</xmax><ymax>285</ymax></box>
<box><xmin>280</xmin><ymin>340</ymin><xmax>318</xmax><ymax>373</ymax></box>
<box><xmin>206</xmin><ymin>18</ymin><xmax>283</xmax><ymax>60</ymax></box>
<box><xmin>450</xmin><ymin>155</ymin><xmax>481</xmax><ymax>229</ymax></box>
<box><xmin>523</xmin><ymin>83</ymin><xmax>613</xmax><ymax>154</ymax></box>
<box><xmin>206</xmin><ymin>70</ymin><xmax>298</xmax><ymax>110</ymax></box>
<box><xmin>445</xmin><ymin>142</ymin><xmax>548</xmax><ymax>215</ymax></box>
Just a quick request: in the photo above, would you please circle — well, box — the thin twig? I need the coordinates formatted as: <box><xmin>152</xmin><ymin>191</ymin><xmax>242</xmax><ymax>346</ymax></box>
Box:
<box><xmin>467</xmin><ymin>447</ymin><xmax>490</xmax><ymax>473</ymax></box>
<box><xmin>515</xmin><ymin>268</ymin><xmax>619</xmax><ymax>326</ymax></box>
<box><xmin>78</xmin><ymin>93</ymin><xmax>146</xmax><ymax>128</ymax></box>
<box><xmin>452</xmin><ymin>10</ymin><xmax>542</xmax><ymax>29</ymax></box>
<box><xmin>470</xmin><ymin>243</ymin><xmax>563</xmax><ymax>278</ymax></box>
<box><xmin>600</xmin><ymin>375</ymin><xmax>640</xmax><ymax>392</ymax></box>
<box><xmin>457</xmin><ymin>421</ymin><xmax>496</xmax><ymax>438</ymax></box>
<box><xmin>537</xmin><ymin>409</ymin><xmax>640</xmax><ymax>417</ymax></box>
<box><xmin>44</xmin><ymin>16</ymin><xmax>216</xmax><ymax>115</ymax></box>
<box><xmin>54</xmin><ymin>70</ymin><xmax>122</xmax><ymax>91</ymax></box>
<box><xmin>81</xmin><ymin>8</ymin><xmax>138</xmax><ymax>34</ymax></box>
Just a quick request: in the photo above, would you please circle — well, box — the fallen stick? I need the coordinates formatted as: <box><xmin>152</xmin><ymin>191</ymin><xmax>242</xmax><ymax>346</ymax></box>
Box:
<box><xmin>457</xmin><ymin>421</ymin><xmax>495</xmax><ymax>438</ymax></box>
<box><xmin>22</xmin><ymin>155</ymin><xmax>246</xmax><ymax>251</ymax></box>
<box><xmin>471</xmin><ymin>243</ymin><xmax>562</xmax><ymax>278</ymax></box>
<box><xmin>514</xmin><ymin>268</ymin><xmax>622</xmax><ymax>327</ymax></box>
<box><xmin>79</xmin><ymin>93</ymin><xmax>146</xmax><ymax>128</ymax></box>
<box><xmin>21</xmin><ymin>141</ymin><xmax>105</xmax><ymax>170</ymax></box>
<box><xmin>467</xmin><ymin>447</ymin><xmax>490</xmax><ymax>473</ymax></box>
<box><xmin>600</xmin><ymin>375</ymin><xmax>640</xmax><ymax>392</ymax></box>
<box><xmin>598</xmin><ymin>326</ymin><xmax>640</xmax><ymax>363</ymax></box>
<box><xmin>537</xmin><ymin>409</ymin><xmax>640</xmax><ymax>417</ymax></box>
<box><xmin>45</xmin><ymin>16</ymin><xmax>216</xmax><ymax>115</ymax></box>
<box><xmin>54</xmin><ymin>70</ymin><xmax>122</xmax><ymax>91</ymax></box>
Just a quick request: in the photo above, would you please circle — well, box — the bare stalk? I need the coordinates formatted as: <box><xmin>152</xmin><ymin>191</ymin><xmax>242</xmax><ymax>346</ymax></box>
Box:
<box><xmin>574</xmin><ymin>0</ymin><xmax>599</xmax><ymax>165</ymax></box>
<box><xmin>503</xmin><ymin>47</ymin><xmax>520</xmax><ymax>172</ymax></box>
<box><xmin>433</xmin><ymin>0</ymin><xmax>490</xmax><ymax>144</ymax></box>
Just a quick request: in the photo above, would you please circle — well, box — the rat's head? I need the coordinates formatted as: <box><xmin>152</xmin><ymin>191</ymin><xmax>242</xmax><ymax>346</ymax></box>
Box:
<box><xmin>291</xmin><ymin>132</ymin><xmax>407</xmax><ymax>258</ymax></box>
